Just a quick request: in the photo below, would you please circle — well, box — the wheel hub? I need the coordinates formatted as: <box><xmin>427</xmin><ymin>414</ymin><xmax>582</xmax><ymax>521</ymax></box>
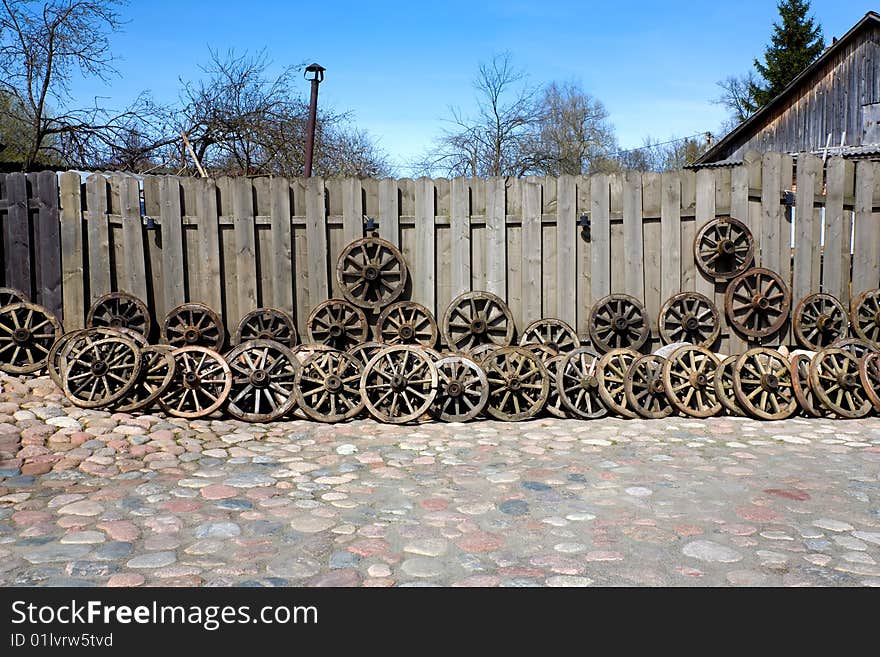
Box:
<box><xmin>91</xmin><ymin>360</ymin><xmax>109</xmax><ymax>376</ymax></box>
<box><xmin>257</xmin><ymin>330</ymin><xmax>275</xmax><ymax>340</ymax></box>
<box><xmin>546</xmin><ymin>341</ymin><xmax>559</xmax><ymax>352</ymax></box>
<box><xmin>329</xmin><ymin>324</ymin><xmax>344</xmax><ymax>338</ymax></box>
<box><xmin>325</xmin><ymin>374</ymin><xmax>343</xmax><ymax>392</ymax></box>
<box><xmin>760</xmin><ymin>373</ymin><xmax>780</xmax><ymax>391</ymax></box>
<box><xmin>816</xmin><ymin>313</ymin><xmax>831</xmax><ymax>332</ymax></box>
<box><xmin>390</xmin><ymin>374</ymin><xmax>407</xmax><ymax>392</ymax></box>
<box><xmin>839</xmin><ymin>372</ymin><xmax>858</xmax><ymax>389</ymax></box>
<box><xmin>612</xmin><ymin>315</ymin><xmax>628</xmax><ymax>332</ymax></box>
<box><xmin>249</xmin><ymin>369</ymin><xmax>269</xmax><ymax>388</ymax></box>
<box><xmin>874</xmin><ymin>311</ymin><xmax>880</xmax><ymax>326</ymax></box>
<box><xmin>648</xmin><ymin>378</ymin><xmax>665</xmax><ymax>395</ymax></box>
<box><xmin>683</xmin><ymin>314</ymin><xmax>700</xmax><ymax>331</ymax></box>
<box><xmin>183</xmin><ymin>327</ymin><xmax>201</xmax><ymax>344</ymax></box>
<box><xmin>446</xmin><ymin>380</ymin><xmax>464</xmax><ymax>397</ymax></box>
<box><xmin>718</xmin><ymin>238</ymin><xmax>736</xmax><ymax>256</ymax></box>
<box><xmin>580</xmin><ymin>376</ymin><xmax>598</xmax><ymax>390</ymax></box>
<box><xmin>183</xmin><ymin>371</ymin><xmax>201</xmax><ymax>389</ymax></box>
<box><xmin>507</xmin><ymin>377</ymin><xmax>522</xmax><ymax>391</ymax></box>
<box><xmin>690</xmin><ymin>372</ymin><xmax>708</xmax><ymax>388</ymax></box>
<box><xmin>470</xmin><ymin>317</ymin><xmax>487</xmax><ymax>335</ymax></box>
<box><xmin>363</xmin><ymin>265</ymin><xmax>380</xmax><ymax>281</ymax></box>
<box><xmin>399</xmin><ymin>324</ymin><xmax>415</xmax><ymax>341</ymax></box>
<box><xmin>751</xmin><ymin>294</ymin><xmax>770</xmax><ymax>310</ymax></box>
<box><xmin>12</xmin><ymin>327</ymin><xmax>31</xmax><ymax>344</ymax></box>
<box><xmin>109</xmin><ymin>316</ymin><xmax>126</xmax><ymax>329</ymax></box>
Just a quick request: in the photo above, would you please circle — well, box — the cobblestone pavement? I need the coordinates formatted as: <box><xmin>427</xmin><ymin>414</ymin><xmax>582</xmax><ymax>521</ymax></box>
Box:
<box><xmin>1</xmin><ymin>373</ymin><xmax>879</xmax><ymax>587</ymax></box>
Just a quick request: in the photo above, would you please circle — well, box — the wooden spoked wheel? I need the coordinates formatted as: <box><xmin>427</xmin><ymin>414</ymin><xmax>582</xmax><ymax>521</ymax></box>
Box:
<box><xmin>346</xmin><ymin>341</ymin><xmax>385</xmax><ymax>368</ymax></box>
<box><xmin>589</xmin><ymin>294</ymin><xmax>650</xmax><ymax>353</ymax></box>
<box><xmin>519</xmin><ymin>318</ymin><xmax>580</xmax><ymax>354</ymax></box>
<box><xmin>375</xmin><ymin>301</ymin><xmax>438</xmax><ymax>347</ymax></box>
<box><xmin>0</xmin><ymin>287</ymin><xmax>27</xmax><ymax>306</ymax></box>
<box><xmin>790</xmin><ymin>353</ymin><xmax>823</xmax><ymax>418</ymax></box>
<box><xmin>292</xmin><ymin>344</ymin><xmax>338</xmax><ymax>364</ymax></box>
<box><xmin>732</xmin><ymin>348</ymin><xmax>797</xmax><ymax>420</ymax></box>
<box><xmin>162</xmin><ymin>302</ymin><xmax>225</xmax><ymax>351</ymax></box>
<box><xmin>225</xmin><ymin>340</ymin><xmax>299</xmax><ymax>422</ymax></box>
<box><xmin>466</xmin><ymin>343</ymin><xmax>501</xmax><ymax>363</ymax></box>
<box><xmin>87</xmin><ymin>292</ymin><xmax>151</xmax><ymax>340</ymax></box>
<box><xmin>831</xmin><ymin>337</ymin><xmax>875</xmax><ymax>361</ymax></box>
<box><xmin>417</xmin><ymin>346</ymin><xmax>443</xmax><ymax>362</ymax></box>
<box><xmin>431</xmin><ymin>355</ymin><xmax>489</xmax><ymax>422</ymax></box>
<box><xmin>336</xmin><ymin>237</ymin><xmax>408</xmax><ymax>310</ymax></box>
<box><xmin>0</xmin><ymin>302</ymin><xmax>62</xmax><ymax>374</ymax></box>
<box><xmin>441</xmin><ymin>291</ymin><xmax>515</xmax><ymax>352</ymax></box>
<box><xmin>661</xmin><ymin>346</ymin><xmax>721</xmax><ymax>418</ymax></box>
<box><xmin>808</xmin><ymin>348</ymin><xmax>872</xmax><ymax>418</ymax></box>
<box><xmin>47</xmin><ymin>329</ymin><xmax>87</xmax><ymax>389</ymax></box>
<box><xmin>116</xmin><ymin>345</ymin><xmax>176</xmax><ymax>413</ymax></box>
<box><xmin>624</xmin><ymin>354</ymin><xmax>674</xmax><ymax>419</ymax></box>
<box><xmin>596</xmin><ymin>348</ymin><xmax>639</xmax><ymax>418</ymax></box>
<box><xmin>792</xmin><ymin>293</ymin><xmax>848</xmax><ymax>350</ymax></box>
<box><xmin>62</xmin><ymin>335</ymin><xmax>141</xmax><ymax>409</ymax></box>
<box><xmin>307</xmin><ymin>299</ymin><xmax>368</xmax><ymax>351</ymax></box>
<box><xmin>159</xmin><ymin>346</ymin><xmax>232</xmax><ymax>419</ymax></box>
<box><xmin>557</xmin><ymin>347</ymin><xmax>607</xmax><ymax>419</ymax></box>
<box><xmin>543</xmin><ymin>355</ymin><xmax>568</xmax><ymax>419</ymax></box>
<box><xmin>482</xmin><ymin>346</ymin><xmax>549</xmax><ymax>421</ymax></box>
<box><xmin>849</xmin><ymin>289</ymin><xmax>880</xmax><ymax>347</ymax></box>
<box><xmin>725</xmin><ymin>268</ymin><xmax>790</xmax><ymax>338</ymax></box>
<box><xmin>522</xmin><ymin>342</ymin><xmax>557</xmax><ymax>364</ymax></box>
<box><xmin>294</xmin><ymin>350</ymin><xmax>364</xmax><ymax>422</ymax></box>
<box><xmin>858</xmin><ymin>352</ymin><xmax>880</xmax><ymax>411</ymax></box>
<box><xmin>714</xmin><ymin>355</ymin><xmax>745</xmax><ymax>417</ymax></box>
<box><xmin>361</xmin><ymin>345</ymin><xmax>438</xmax><ymax>423</ymax></box>
<box><xmin>694</xmin><ymin>217</ymin><xmax>755</xmax><ymax>281</ymax></box>
<box><xmin>658</xmin><ymin>292</ymin><xmax>720</xmax><ymax>347</ymax></box>
<box><xmin>233</xmin><ymin>307</ymin><xmax>298</xmax><ymax>347</ymax></box>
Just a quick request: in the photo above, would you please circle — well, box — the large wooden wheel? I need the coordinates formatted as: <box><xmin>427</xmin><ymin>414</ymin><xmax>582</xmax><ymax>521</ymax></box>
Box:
<box><xmin>225</xmin><ymin>339</ymin><xmax>299</xmax><ymax>422</ymax></box>
<box><xmin>482</xmin><ymin>346</ymin><xmax>549</xmax><ymax>421</ymax></box>
<box><xmin>307</xmin><ymin>299</ymin><xmax>368</xmax><ymax>351</ymax></box>
<box><xmin>159</xmin><ymin>346</ymin><xmax>232</xmax><ymax>419</ymax></box>
<box><xmin>47</xmin><ymin>329</ymin><xmax>87</xmax><ymax>389</ymax></box>
<box><xmin>466</xmin><ymin>343</ymin><xmax>501</xmax><ymax>363</ymax></box>
<box><xmin>375</xmin><ymin>301</ymin><xmax>438</xmax><ymax>347</ymax></box>
<box><xmin>725</xmin><ymin>267</ymin><xmax>790</xmax><ymax>338</ymax></box>
<box><xmin>831</xmin><ymin>337</ymin><xmax>875</xmax><ymax>361</ymax></box>
<box><xmin>519</xmin><ymin>318</ymin><xmax>580</xmax><ymax>354</ymax></box>
<box><xmin>431</xmin><ymin>355</ymin><xmax>489</xmax><ymax>422</ymax></box>
<box><xmin>849</xmin><ymin>289</ymin><xmax>880</xmax><ymax>347</ymax></box>
<box><xmin>0</xmin><ymin>287</ymin><xmax>27</xmax><ymax>307</ymax></box>
<box><xmin>233</xmin><ymin>307</ymin><xmax>298</xmax><ymax>347</ymax></box>
<box><xmin>732</xmin><ymin>348</ymin><xmax>797</xmax><ymax>420</ymax></box>
<box><xmin>62</xmin><ymin>335</ymin><xmax>141</xmax><ymax>409</ymax></box>
<box><xmin>346</xmin><ymin>341</ymin><xmax>385</xmax><ymax>368</ymax></box>
<box><xmin>0</xmin><ymin>302</ymin><xmax>62</xmax><ymax>374</ymax></box>
<box><xmin>596</xmin><ymin>348</ymin><xmax>639</xmax><ymax>418</ymax></box>
<box><xmin>87</xmin><ymin>292</ymin><xmax>151</xmax><ymax>340</ymax></box>
<box><xmin>792</xmin><ymin>293</ymin><xmax>848</xmax><ymax>350</ymax></box>
<box><xmin>589</xmin><ymin>294</ymin><xmax>650</xmax><ymax>353</ymax></box>
<box><xmin>361</xmin><ymin>345</ymin><xmax>438</xmax><ymax>423</ymax></box>
<box><xmin>808</xmin><ymin>348</ymin><xmax>872</xmax><ymax>418</ymax></box>
<box><xmin>658</xmin><ymin>292</ymin><xmax>720</xmax><ymax>347</ymax></box>
<box><xmin>557</xmin><ymin>347</ymin><xmax>607</xmax><ymax>419</ymax></box>
<box><xmin>441</xmin><ymin>291</ymin><xmax>515</xmax><ymax>352</ymax></box>
<box><xmin>662</xmin><ymin>345</ymin><xmax>721</xmax><ymax>418</ymax></box>
<box><xmin>294</xmin><ymin>349</ymin><xmax>364</xmax><ymax>422</ymax></box>
<box><xmin>162</xmin><ymin>302</ymin><xmax>225</xmax><ymax>351</ymax></box>
<box><xmin>522</xmin><ymin>342</ymin><xmax>557</xmax><ymax>364</ymax></box>
<box><xmin>714</xmin><ymin>355</ymin><xmax>745</xmax><ymax>417</ymax></box>
<box><xmin>624</xmin><ymin>354</ymin><xmax>674</xmax><ymax>419</ymax></box>
<box><xmin>694</xmin><ymin>217</ymin><xmax>755</xmax><ymax>281</ymax></box>
<box><xmin>116</xmin><ymin>345</ymin><xmax>176</xmax><ymax>413</ymax></box>
<box><xmin>858</xmin><ymin>351</ymin><xmax>880</xmax><ymax>411</ymax></box>
<box><xmin>336</xmin><ymin>237</ymin><xmax>408</xmax><ymax>310</ymax></box>
<box><xmin>789</xmin><ymin>353</ymin><xmax>823</xmax><ymax>418</ymax></box>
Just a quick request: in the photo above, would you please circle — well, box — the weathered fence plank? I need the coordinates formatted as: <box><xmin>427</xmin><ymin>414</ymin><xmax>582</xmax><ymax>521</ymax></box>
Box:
<box><xmin>760</xmin><ymin>152</ymin><xmax>784</xmax><ymax>274</ymax></box>
<box><xmin>642</xmin><ymin>172</ymin><xmax>661</xmax><ymax>336</ymax></box>
<box><xmin>660</xmin><ymin>172</ymin><xmax>681</xmax><ymax>301</ymax></box>
<box><xmin>485</xmin><ymin>177</ymin><xmax>506</xmax><ymax>297</ymax></box>
<box><xmin>118</xmin><ymin>175</ymin><xmax>148</xmax><ymax>303</ymax></box>
<box><xmin>575</xmin><ymin>176</ymin><xmax>592</xmax><ymax>340</ymax></box>
<box><xmin>794</xmin><ymin>153</ymin><xmax>823</xmax><ymax>303</ymax></box>
<box><xmin>378</xmin><ymin>178</ymin><xmax>399</xmax><ymax>248</ymax></box>
<box><xmin>823</xmin><ymin>158</ymin><xmax>854</xmax><ymax>304</ymax></box>
<box><xmin>342</xmin><ymin>178</ymin><xmax>363</xmax><ymax>244</ymax></box>
<box><xmin>4</xmin><ymin>173</ymin><xmax>31</xmax><ymax>297</ymax></box>
<box><xmin>196</xmin><ymin>178</ymin><xmax>223</xmax><ymax>315</ymax></box>
<box><xmin>852</xmin><ymin>160</ymin><xmax>880</xmax><ymax>296</ymax></box>
<box><xmin>556</xmin><ymin>174</ymin><xmax>576</xmax><ymax>329</ymax></box>
<box><xmin>623</xmin><ymin>171</ymin><xmax>645</xmax><ymax>300</ymax></box>
<box><xmin>414</xmin><ymin>178</ymin><xmax>435</xmax><ymax>314</ymax></box>
<box><xmin>450</xmin><ymin>177</ymin><xmax>470</xmax><ymax>296</ymax></box>
<box><xmin>521</xmin><ymin>177</ymin><xmax>542</xmax><ymax>328</ymax></box>
<box><xmin>269</xmin><ymin>178</ymin><xmax>293</xmax><ymax>313</ymax></box>
<box><xmin>590</xmin><ymin>174</ymin><xmax>610</xmax><ymax>302</ymax></box>
<box><xmin>86</xmin><ymin>174</ymin><xmax>111</xmax><ymax>304</ymax></box>
<box><xmin>305</xmin><ymin>177</ymin><xmax>328</xmax><ymax>309</ymax></box>
<box><xmin>59</xmin><ymin>173</ymin><xmax>84</xmax><ymax>330</ymax></box>
<box><xmin>34</xmin><ymin>171</ymin><xmax>62</xmax><ymax>318</ymax></box>
<box><xmin>159</xmin><ymin>176</ymin><xmax>185</xmax><ymax>313</ymax></box>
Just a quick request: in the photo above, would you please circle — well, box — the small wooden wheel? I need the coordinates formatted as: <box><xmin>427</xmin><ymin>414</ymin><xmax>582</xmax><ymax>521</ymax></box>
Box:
<box><xmin>830</xmin><ymin>337</ymin><xmax>875</xmax><ymax>361</ymax></box>
<box><xmin>431</xmin><ymin>355</ymin><xmax>489</xmax><ymax>422</ymax></box>
<box><xmin>47</xmin><ymin>330</ymin><xmax>87</xmax><ymax>389</ymax></box>
<box><xmin>233</xmin><ymin>307</ymin><xmax>298</xmax><ymax>347</ymax></box>
<box><xmin>658</xmin><ymin>292</ymin><xmax>720</xmax><ymax>347</ymax></box>
<box><xmin>375</xmin><ymin>301</ymin><xmax>438</xmax><ymax>347</ymax></box>
<box><xmin>87</xmin><ymin>291</ymin><xmax>151</xmax><ymax>340</ymax></box>
<box><xmin>162</xmin><ymin>302</ymin><xmax>225</xmax><ymax>351</ymax></box>
<box><xmin>596</xmin><ymin>348</ymin><xmax>639</xmax><ymax>418</ymax></box>
<box><xmin>441</xmin><ymin>291</ymin><xmax>515</xmax><ymax>352</ymax></box>
<box><xmin>346</xmin><ymin>341</ymin><xmax>385</xmax><ymax>368</ymax></box>
<box><xmin>116</xmin><ymin>345</ymin><xmax>176</xmax><ymax>413</ymax></box>
<box><xmin>519</xmin><ymin>318</ymin><xmax>580</xmax><ymax>354</ymax></box>
<box><xmin>307</xmin><ymin>299</ymin><xmax>368</xmax><ymax>351</ymax></box>
<box><xmin>557</xmin><ymin>347</ymin><xmax>607</xmax><ymax>419</ymax></box>
<box><xmin>714</xmin><ymin>355</ymin><xmax>746</xmax><ymax>417</ymax></box>
<box><xmin>336</xmin><ymin>236</ymin><xmax>408</xmax><ymax>310</ymax></box>
<box><xmin>732</xmin><ymin>348</ymin><xmax>797</xmax><ymax>420</ymax></box>
<box><xmin>790</xmin><ymin>353</ymin><xmax>823</xmax><ymax>418</ymax></box>
<box><xmin>694</xmin><ymin>217</ymin><xmax>755</xmax><ymax>281</ymax></box>
<box><xmin>624</xmin><ymin>354</ymin><xmax>674</xmax><ymax>419</ymax></box>
<box><xmin>0</xmin><ymin>302</ymin><xmax>62</xmax><ymax>374</ymax></box>
<box><xmin>849</xmin><ymin>289</ymin><xmax>880</xmax><ymax>347</ymax></box>
<box><xmin>793</xmin><ymin>293</ymin><xmax>848</xmax><ymax>350</ymax></box>
<box><xmin>159</xmin><ymin>346</ymin><xmax>232</xmax><ymax>419</ymax></box>
<box><xmin>662</xmin><ymin>345</ymin><xmax>721</xmax><ymax>418</ymax></box>
<box><xmin>482</xmin><ymin>346</ymin><xmax>549</xmax><ymax>421</ymax></box>
<box><xmin>725</xmin><ymin>267</ymin><xmax>790</xmax><ymax>338</ymax></box>
<box><xmin>543</xmin><ymin>355</ymin><xmax>568</xmax><ymax>419</ymax></box>
<box><xmin>0</xmin><ymin>287</ymin><xmax>27</xmax><ymax>306</ymax></box>
<box><xmin>522</xmin><ymin>342</ymin><xmax>557</xmax><ymax>364</ymax></box>
<box><xmin>858</xmin><ymin>352</ymin><xmax>880</xmax><ymax>411</ymax></box>
<box><xmin>294</xmin><ymin>350</ymin><xmax>364</xmax><ymax>422</ymax></box>
<box><xmin>589</xmin><ymin>294</ymin><xmax>650</xmax><ymax>353</ymax></box>
<box><xmin>808</xmin><ymin>348</ymin><xmax>872</xmax><ymax>418</ymax></box>
<box><xmin>466</xmin><ymin>343</ymin><xmax>501</xmax><ymax>363</ymax></box>
<box><xmin>361</xmin><ymin>345</ymin><xmax>438</xmax><ymax>423</ymax></box>
<box><xmin>62</xmin><ymin>335</ymin><xmax>141</xmax><ymax>408</ymax></box>
<box><xmin>225</xmin><ymin>339</ymin><xmax>300</xmax><ymax>422</ymax></box>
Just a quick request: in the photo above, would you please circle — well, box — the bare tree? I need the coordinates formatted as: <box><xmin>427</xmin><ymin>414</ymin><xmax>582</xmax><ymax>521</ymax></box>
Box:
<box><xmin>617</xmin><ymin>134</ymin><xmax>710</xmax><ymax>172</ymax></box>
<box><xmin>715</xmin><ymin>72</ymin><xmax>760</xmax><ymax>124</ymax></box>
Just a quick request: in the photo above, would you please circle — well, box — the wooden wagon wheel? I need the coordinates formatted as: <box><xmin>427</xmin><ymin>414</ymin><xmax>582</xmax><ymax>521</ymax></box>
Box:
<box><xmin>596</xmin><ymin>348</ymin><xmax>639</xmax><ymax>418</ymax></box>
<box><xmin>292</xmin><ymin>343</ymin><xmax>338</xmax><ymax>363</ymax></box>
<box><xmin>589</xmin><ymin>294</ymin><xmax>650</xmax><ymax>353</ymax></box>
<box><xmin>159</xmin><ymin>346</ymin><xmax>232</xmax><ymax>419</ymax></box>
<box><xmin>431</xmin><ymin>355</ymin><xmax>489</xmax><ymax>422</ymax></box>
<box><xmin>830</xmin><ymin>337</ymin><xmax>875</xmax><ymax>361</ymax></box>
<box><xmin>87</xmin><ymin>291</ymin><xmax>151</xmax><ymax>340</ymax></box>
<box><xmin>361</xmin><ymin>345</ymin><xmax>438</xmax><ymax>423</ymax></box>
<box><xmin>0</xmin><ymin>302</ymin><xmax>62</xmax><ymax>374</ymax></box>
<box><xmin>792</xmin><ymin>293</ymin><xmax>848</xmax><ymax>350</ymax></box>
<box><xmin>466</xmin><ymin>342</ymin><xmax>501</xmax><ymax>363</ymax></box>
<box><xmin>714</xmin><ymin>354</ymin><xmax>746</xmax><ymax>417</ymax></box>
<box><xmin>624</xmin><ymin>354</ymin><xmax>674</xmax><ymax>419</ymax></box>
<box><xmin>0</xmin><ymin>287</ymin><xmax>27</xmax><ymax>307</ymax></box>
<box><xmin>294</xmin><ymin>349</ymin><xmax>364</xmax><ymax>422</ymax></box>
<box><xmin>225</xmin><ymin>339</ymin><xmax>300</xmax><ymax>422</ymax></box>
<box><xmin>336</xmin><ymin>236</ymin><xmax>408</xmax><ymax>310</ymax></box>
<box><xmin>375</xmin><ymin>300</ymin><xmax>438</xmax><ymax>347</ymax></box>
<box><xmin>661</xmin><ymin>345</ymin><xmax>721</xmax><ymax>418</ymax></box>
<box><xmin>542</xmin><ymin>355</ymin><xmax>568</xmax><ymax>419</ymax></box>
<box><xmin>162</xmin><ymin>302</ymin><xmax>225</xmax><ymax>351</ymax></box>
<box><xmin>346</xmin><ymin>341</ymin><xmax>385</xmax><ymax>368</ymax></box>
<box><xmin>62</xmin><ymin>335</ymin><xmax>141</xmax><ymax>409</ymax></box>
<box><xmin>658</xmin><ymin>292</ymin><xmax>720</xmax><ymax>347</ymax></box>
<box><xmin>557</xmin><ymin>347</ymin><xmax>607</xmax><ymax>419</ymax></box>
<box><xmin>694</xmin><ymin>217</ymin><xmax>755</xmax><ymax>281</ymax></box>
<box><xmin>790</xmin><ymin>353</ymin><xmax>823</xmax><ymax>418</ymax></box>
<box><xmin>522</xmin><ymin>342</ymin><xmax>557</xmax><ymax>364</ymax></box>
<box><xmin>732</xmin><ymin>348</ymin><xmax>797</xmax><ymax>420</ymax></box>
<box><xmin>849</xmin><ymin>289</ymin><xmax>880</xmax><ymax>347</ymax></box>
<box><xmin>47</xmin><ymin>329</ymin><xmax>87</xmax><ymax>389</ymax></box>
<box><xmin>725</xmin><ymin>267</ymin><xmax>790</xmax><ymax>338</ymax></box>
<box><xmin>307</xmin><ymin>299</ymin><xmax>368</xmax><ymax>351</ymax></box>
<box><xmin>858</xmin><ymin>351</ymin><xmax>880</xmax><ymax>411</ymax></box>
<box><xmin>519</xmin><ymin>318</ymin><xmax>580</xmax><ymax>354</ymax></box>
<box><xmin>808</xmin><ymin>348</ymin><xmax>872</xmax><ymax>418</ymax></box>
<box><xmin>482</xmin><ymin>346</ymin><xmax>549</xmax><ymax>421</ymax></box>
<box><xmin>441</xmin><ymin>291</ymin><xmax>515</xmax><ymax>352</ymax></box>
<box><xmin>233</xmin><ymin>307</ymin><xmax>298</xmax><ymax>347</ymax></box>
<box><xmin>417</xmin><ymin>345</ymin><xmax>443</xmax><ymax>361</ymax></box>
<box><xmin>116</xmin><ymin>345</ymin><xmax>176</xmax><ymax>413</ymax></box>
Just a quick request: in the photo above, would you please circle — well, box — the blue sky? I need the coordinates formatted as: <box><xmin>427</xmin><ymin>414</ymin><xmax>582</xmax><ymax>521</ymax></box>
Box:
<box><xmin>68</xmin><ymin>0</ymin><xmax>873</xmax><ymax>172</ymax></box>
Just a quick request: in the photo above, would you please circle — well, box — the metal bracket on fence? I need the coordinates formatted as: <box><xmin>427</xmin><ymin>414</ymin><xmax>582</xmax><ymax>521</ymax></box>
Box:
<box><xmin>781</xmin><ymin>190</ymin><xmax>796</xmax><ymax>206</ymax></box>
<box><xmin>578</xmin><ymin>212</ymin><xmax>591</xmax><ymax>241</ymax></box>
<box><xmin>364</xmin><ymin>215</ymin><xmax>378</xmax><ymax>234</ymax></box>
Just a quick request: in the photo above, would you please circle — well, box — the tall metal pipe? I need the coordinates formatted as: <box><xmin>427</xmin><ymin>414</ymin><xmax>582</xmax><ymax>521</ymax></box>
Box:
<box><xmin>304</xmin><ymin>63</ymin><xmax>325</xmax><ymax>178</ymax></box>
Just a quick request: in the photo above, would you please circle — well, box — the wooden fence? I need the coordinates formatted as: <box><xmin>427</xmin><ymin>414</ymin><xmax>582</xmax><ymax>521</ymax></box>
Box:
<box><xmin>1</xmin><ymin>150</ymin><xmax>879</xmax><ymax>353</ymax></box>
